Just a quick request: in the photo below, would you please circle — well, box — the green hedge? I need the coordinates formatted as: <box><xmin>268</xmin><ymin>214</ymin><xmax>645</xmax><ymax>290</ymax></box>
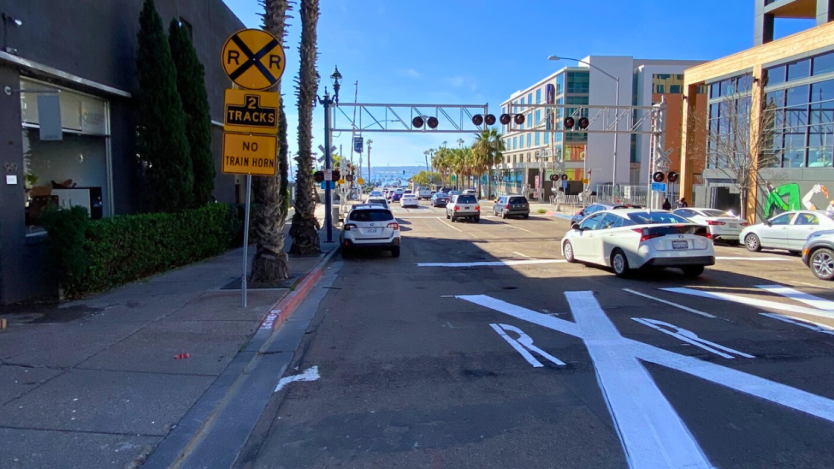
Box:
<box><xmin>43</xmin><ymin>203</ymin><xmax>243</xmax><ymax>297</ymax></box>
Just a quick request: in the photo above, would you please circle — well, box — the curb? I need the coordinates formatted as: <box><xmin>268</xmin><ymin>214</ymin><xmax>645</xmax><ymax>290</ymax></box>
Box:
<box><xmin>259</xmin><ymin>245</ymin><xmax>340</xmax><ymax>331</ymax></box>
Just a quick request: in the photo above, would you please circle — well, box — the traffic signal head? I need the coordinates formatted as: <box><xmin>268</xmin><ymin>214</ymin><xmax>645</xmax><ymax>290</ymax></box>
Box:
<box><xmin>564</xmin><ymin>117</ymin><xmax>575</xmax><ymax>130</ymax></box>
<box><xmin>500</xmin><ymin>114</ymin><xmax>512</xmax><ymax>125</ymax></box>
<box><xmin>472</xmin><ymin>114</ymin><xmax>484</xmax><ymax>126</ymax></box>
<box><xmin>412</xmin><ymin>116</ymin><xmax>424</xmax><ymax>128</ymax></box>
<box><xmin>314</xmin><ymin>171</ymin><xmax>325</xmax><ymax>183</ymax></box>
<box><xmin>427</xmin><ymin>116</ymin><xmax>439</xmax><ymax>129</ymax></box>
<box><xmin>652</xmin><ymin>171</ymin><xmax>665</xmax><ymax>183</ymax></box>
<box><xmin>513</xmin><ymin>114</ymin><xmax>525</xmax><ymax>125</ymax></box>
<box><xmin>578</xmin><ymin>117</ymin><xmax>590</xmax><ymax>130</ymax></box>
<box><xmin>667</xmin><ymin>171</ymin><xmax>679</xmax><ymax>183</ymax></box>
<box><xmin>485</xmin><ymin>114</ymin><xmax>496</xmax><ymax>126</ymax></box>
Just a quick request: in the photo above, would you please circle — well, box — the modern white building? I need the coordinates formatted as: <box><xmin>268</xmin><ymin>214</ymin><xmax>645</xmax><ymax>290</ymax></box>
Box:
<box><xmin>495</xmin><ymin>56</ymin><xmax>706</xmax><ymax>200</ymax></box>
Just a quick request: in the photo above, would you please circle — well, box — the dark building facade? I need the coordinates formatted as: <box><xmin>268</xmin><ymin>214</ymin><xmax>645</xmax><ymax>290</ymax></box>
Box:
<box><xmin>0</xmin><ymin>0</ymin><xmax>245</xmax><ymax>303</ymax></box>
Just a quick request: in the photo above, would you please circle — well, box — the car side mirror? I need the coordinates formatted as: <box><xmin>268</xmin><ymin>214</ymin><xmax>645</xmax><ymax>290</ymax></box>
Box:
<box><xmin>571</xmin><ymin>222</ymin><xmax>581</xmax><ymax>231</ymax></box>
<box><xmin>765</xmin><ymin>220</ymin><xmax>772</xmax><ymax>227</ymax></box>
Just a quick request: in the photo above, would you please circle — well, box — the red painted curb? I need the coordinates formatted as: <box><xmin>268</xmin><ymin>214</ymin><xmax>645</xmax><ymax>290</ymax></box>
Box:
<box><xmin>258</xmin><ymin>248</ymin><xmax>338</xmax><ymax>331</ymax></box>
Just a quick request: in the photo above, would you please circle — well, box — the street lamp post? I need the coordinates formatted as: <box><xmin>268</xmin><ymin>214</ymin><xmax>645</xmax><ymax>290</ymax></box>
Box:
<box><xmin>318</xmin><ymin>66</ymin><xmax>342</xmax><ymax>243</ymax></box>
<box><xmin>548</xmin><ymin>56</ymin><xmax>620</xmax><ymax>198</ymax></box>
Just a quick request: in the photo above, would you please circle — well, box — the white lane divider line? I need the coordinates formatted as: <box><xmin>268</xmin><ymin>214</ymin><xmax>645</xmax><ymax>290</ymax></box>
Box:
<box><xmin>504</xmin><ymin>224</ymin><xmax>532</xmax><ymax>233</ymax></box>
<box><xmin>457</xmin><ymin>292</ymin><xmax>834</xmax><ymax>465</ymax></box>
<box><xmin>274</xmin><ymin>366</ymin><xmax>320</xmax><ymax>393</ymax></box>
<box><xmin>513</xmin><ymin>251</ymin><xmax>531</xmax><ymax>258</ymax></box>
<box><xmin>417</xmin><ymin>259</ymin><xmax>566</xmax><ymax>268</ymax></box>
<box><xmin>755</xmin><ymin>285</ymin><xmax>834</xmax><ymax>311</ymax></box>
<box><xmin>663</xmin><ymin>287</ymin><xmax>834</xmax><ymax>321</ymax></box>
<box><xmin>760</xmin><ymin>312</ymin><xmax>834</xmax><ymax>336</ymax></box>
<box><xmin>632</xmin><ymin>318</ymin><xmax>754</xmax><ymax>359</ymax></box>
<box><xmin>715</xmin><ymin>256</ymin><xmax>791</xmax><ymax>261</ymax></box>
<box><xmin>566</xmin><ymin>291</ymin><xmax>713</xmax><ymax>469</ymax></box>
<box><xmin>434</xmin><ymin>217</ymin><xmax>462</xmax><ymax>233</ymax></box>
<box><xmin>490</xmin><ymin>323</ymin><xmax>565</xmax><ymax>367</ymax></box>
<box><xmin>622</xmin><ymin>288</ymin><xmax>717</xmax><ymax>319</ymax></box>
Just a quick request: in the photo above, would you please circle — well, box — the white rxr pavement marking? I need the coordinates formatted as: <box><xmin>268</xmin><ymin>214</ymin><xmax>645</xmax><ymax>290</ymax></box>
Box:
<box><xmin>489</xmin><ymin>323</ymin><xmax>565</xmax><ymax>367</ymax></box>
<box><xmin>274</xmin><ymin>366</ymin><xmax>320</xmax><ymax>392</ymax></box>
<box><xmin>632</xmin><ymin>318</ymin><xmax>754</xmax><ymax>359</ymax></box>
<box><xmin>418</xmin><ymin>259</ymin><xmax>566</xmax><ymax>268</ymax></box>
<box><xmin>622</xmin><ymin>288</ymin><xmax>717</xmax><ymax>319</ymax></box>
<box><xmin>457</xmin><ymin>292</ymin><xmax>834</xmax><ymax>469</ymax></box>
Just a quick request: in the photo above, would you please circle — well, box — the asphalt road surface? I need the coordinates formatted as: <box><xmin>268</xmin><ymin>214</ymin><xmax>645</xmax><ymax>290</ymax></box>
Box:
<box><xmin>234</xmin><ymin>200</ymin><xmax>834</xmax><ymax>469</ymax></box>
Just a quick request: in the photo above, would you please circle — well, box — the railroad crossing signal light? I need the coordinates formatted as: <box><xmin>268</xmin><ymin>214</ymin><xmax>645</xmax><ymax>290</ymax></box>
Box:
<box><xmin>513</xmin><ymin>114</ymin><xmax>525</xmax><ymax>125</ymax></box>
<box><xmin>332</xmin><ymin>170</ymin><xmax>341</xmax><ymax>182</ymax></box>
<box><xmin>564</xmin><ymin>117</ymin><xmax>575</xmax><ymax>130</ymax></box>
<box><xmin>314</xmin><ymin>171</ymin><xmax>325</xmax><ymax>183</ymax></box>
<box><xmin>578</xmin><ymin>117</ymin><xmax>590</xmax><ymax>130</ymax></box>
<box><xmin>484</xmin><ymin>114</ymin><xmax>496</xmax><ymax>126</ymax></box>
<box><xmin>667</xmin><ymin>171</ymin><xmax>679</xmax><ymax>183</ymax></box>
<box><xmin>561</xmin><ymin>174</ymin><xmax>568</xmax><ymax>181</ymax></box>
<box><xmin>427</xmin><ymin>116</ymin><xmax>439</xmax><ymax>129</ymax></box>
<box><xmin>500</xmin><ymin>114</ymin><xmax>512</xmax><ymax>125</ymax></box>
<box><xmin>346</xmin><ymin>174</ymin><xmax>354</xmax><ymax>182</ymax></box>
<box><xmin>472</xmin><ymin>114</ymin><xmax>484</xmax><ymax>126</ymax></box>
<box><xmin>653</xmin><ymin>171</ymin><xmax>665</xmax><ymax>183</ymax></box>
<box><xmin>412</xmin><ymin>116</ymin><xmax>424</xmax><ymax>128</ymax></box>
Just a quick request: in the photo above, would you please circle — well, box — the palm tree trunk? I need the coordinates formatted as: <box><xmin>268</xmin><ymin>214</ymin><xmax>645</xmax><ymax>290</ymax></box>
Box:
<box><xmin>250</xmin><ymin>0</ymin><xmax>291</xmax><ymax>283</ymax></box>
<box><xmin>290</xmin><ymin>0</ymin><xmax>322</xmax><ymax>255</ymax></box>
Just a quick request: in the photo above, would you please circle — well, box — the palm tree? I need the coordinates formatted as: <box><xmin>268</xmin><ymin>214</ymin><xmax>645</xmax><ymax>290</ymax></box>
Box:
<box><xmin>290</xmin><ymin>0</ymin><xmax>321</xmax><ymax>255</ymax></box>
<box><xmin>472</xmin><ymin>128</ymin><xmax>506</xmax><ymax>199</ymax></box>
<box><xmin>250</xmin><ymin>0</ymin><xmax>291</xmax><ymax>283</ymax></box>
<box><xmin>457</xmin><ymin>138</ymin><xmax>464</xmax><ymax>148</ymax></box>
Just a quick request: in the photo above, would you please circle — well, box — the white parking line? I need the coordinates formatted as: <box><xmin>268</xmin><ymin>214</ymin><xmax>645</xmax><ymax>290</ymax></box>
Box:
<box><xmin>418</xmin><ymin>259</ymin><xmax>566</xmax><ymax>268</ymax></box>
<box><xmin>622</xmin><ymin>288</ymin><xmax>717</xmax><ymax>318</ymax></box>
<box><xmin>434</xmin><ymin>217</ymin><xmax>462</xmax><ymax>232</ymax></box>
<box><xmin>503</xmin><ymin>224</ymin><xmax>532</xmax><ymax>233</ymax></box>
<box><xmin>715</xmin><ymin>256</ymin><xmax>791</xmax><ymax>261</ymax></box>
<box><xmin>513</xmin><ymin>251</ymin><xmax>531</xmax><ymax>258</ymax></box>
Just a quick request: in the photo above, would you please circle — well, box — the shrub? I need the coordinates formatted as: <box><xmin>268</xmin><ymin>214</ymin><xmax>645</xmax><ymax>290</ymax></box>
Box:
<box><xmin>537</xmin><ymin>208</ymin><xmax>547</xmax><ymax>214</ymax></box>
<box><xmin>44</xmin><ymin>204</ymin><xmax>242</xmax><ymax>297</ymax></box>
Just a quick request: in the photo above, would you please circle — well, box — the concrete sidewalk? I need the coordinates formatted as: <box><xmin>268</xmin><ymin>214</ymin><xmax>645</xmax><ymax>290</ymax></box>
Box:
<box><xmin>0</xmin><ymin>209</ymin><xmax>337</xmax><ymax>468</ymax></box>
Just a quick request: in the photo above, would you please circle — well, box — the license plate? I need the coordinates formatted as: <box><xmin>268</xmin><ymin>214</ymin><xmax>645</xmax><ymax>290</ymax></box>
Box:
<box><xmin>728</xmin><ymin>223</ymin><xmax>738</xmax><ymax>228</ymax></box>
<box><xmin>672</xmin><ymin>240</ymin><xmax>688</xmax><ymax>249</ymax></box>
<box><xmin>365</xmin><ymin>228</ymin><xmax>379</xmax><ymax>234</ymax></box>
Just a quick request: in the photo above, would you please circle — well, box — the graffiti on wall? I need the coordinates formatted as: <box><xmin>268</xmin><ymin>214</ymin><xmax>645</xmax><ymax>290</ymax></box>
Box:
<box><xmin>763</xmin><ymin>181</ymin><xmax>833</xmax><ymax>218</ymax></box>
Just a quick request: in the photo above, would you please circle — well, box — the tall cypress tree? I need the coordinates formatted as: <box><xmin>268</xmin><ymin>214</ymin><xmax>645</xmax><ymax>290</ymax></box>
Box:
<box><xmin>169</xmin><ymin>19</ymin><xmax>215</xmax><ymax>207</ymax></box>
<box><xmin>134</xmin><ymin>0</ymin><xmax>193</xmax><ymax>212</ymax></box>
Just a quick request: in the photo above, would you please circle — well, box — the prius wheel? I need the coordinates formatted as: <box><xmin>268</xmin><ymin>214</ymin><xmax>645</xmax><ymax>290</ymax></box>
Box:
<box><xmin>681</xmin><ymin>265</ymin><xmax>705</xmax><ymax>278</ymax></box>
<box><xmin>811</xmin><ymin>248</ymin><xmax>834</xmax><ymax>280</ymax></box>
<box><xmin>744</xmin><ymin>234</ymin><xmax>761</xmax><ymax>252</ymax></box>
<box><xmin>563</xmin><ymin>241</ymin><xmax>576</xmax><ymax>263</ymax></box>
<box><xmin>611</xmin><ymin>249</ymin><xmax>630</xmax><ymax>278</ymax></box>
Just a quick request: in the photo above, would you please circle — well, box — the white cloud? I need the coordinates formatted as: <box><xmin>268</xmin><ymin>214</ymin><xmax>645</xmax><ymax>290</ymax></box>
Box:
<box><xmin>449</xmin><ymin>76</ymin><xmax>465</xmax><ymax>87</ymax></box>
<box><xmin>396</xmin><ymin>68</ymin><xmax>421</xmax><ymax>79</ymax></box>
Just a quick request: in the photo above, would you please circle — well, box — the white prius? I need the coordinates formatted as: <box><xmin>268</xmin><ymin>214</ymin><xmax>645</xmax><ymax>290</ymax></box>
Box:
<box><xmin>561</xmin><ymin>209</ymin><xmax>715</xmax><ymax>277</ymax></box>
<box><xmin>739</xmin><ymin>210</ymin><xmax>834</xmax><ymax>253</ymax></box>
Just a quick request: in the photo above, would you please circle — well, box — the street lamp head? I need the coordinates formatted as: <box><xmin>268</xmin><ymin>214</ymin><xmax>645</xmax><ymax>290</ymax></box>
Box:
<box><xmin>547</xmin><ymin>56</ymin><xmax>561</xmax><ymax>61</ymax></box>
<box><xmin>330</xmin><ymin>66</ymin><xmax>342</xmax><ymax>103</ymax></box>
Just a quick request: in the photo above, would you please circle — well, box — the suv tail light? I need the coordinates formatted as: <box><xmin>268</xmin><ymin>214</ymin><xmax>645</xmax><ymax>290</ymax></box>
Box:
<box><xmin>706</xmin><ymin>220</ymin><xmax>725</xmax><ymax>225</ymax></box>
<box><xmin>344</xmin><ymin>223</ymin><xmax>357</xmax><ymax>231</ymax></box>
<box><xmin>631</xmin><ymin>228</ymin><xmax>663</xmax><ymax>242</ymax></box>
<box><xmin>506</xmin><ymin>204</ymin><xmax>511</xmax><ymax>209</ymax></box>
<box><xmin>387</xmin><ymin>222</ymin><xmax>399</xmax><ymax>230</ymax></box>
<box><xmin>454</xmin><ymin>205</ymin><xmax>460</xmax><ymax>211</ymax></box>
<box><xmin>475</xmin><ymin>206</ymin><xmax>480</xmax><ymax>211</ymax></box>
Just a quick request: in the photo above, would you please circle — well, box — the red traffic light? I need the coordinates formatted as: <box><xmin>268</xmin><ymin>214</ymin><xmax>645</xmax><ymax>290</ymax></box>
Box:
<box><xmin>550</xmin><ymin>174</ymin><xmax>559</xmax><ymax>182</ymax></box>
<box><xmin>652</xmin><ymin>171</ymin><xmax>665</xmax><ymax>183</ymax></box>
<box><xmin>412</xmin><ymin>116</ymin><xmax>424</xmax><ymax>128</ymax></box>
<box><xmin>472</xmin><ymin>114</ymin><xmax>484</xmax><ymax>126</ymax></box>
<box><xmin>564</xmin><ymin>117</ymin><xmax>575</xmax><ymax>129</ymax></box>
<box><xmin>314</xmin><ymin>171</ymin><xmax>325</xmax><ymax>183</ymax></box>
<box><xmin>513</xmin><ymin>114</ymin><xmax>525</xmax><ymax>125</ymax></box>
<box><xmin>667</xmin><ymin>171</ymin><xmax>679</xmax><ymax>183</ymax></box>
<box><xmin>485</xmin><ymin>114</ymin><xmax>496</xmax><ymax>126</ymax></box>
<box><xmin>427</xmin><ymin>116</ymin><xmax>439</xmax><ymax>129</ymax></box>
<box><xmin>500</xmin><ymin>114</ymin><xmax>512</xmax><ymax>125</ymax></box>
<box><xmin>332</xmin><ymin>170</ymin><xmax>341</xmax><ymax>181</ymax></box>
<box><xmin>578</xmin><ymin>117</ymin><xmax>590</xmax><ymax>130</ymax></box>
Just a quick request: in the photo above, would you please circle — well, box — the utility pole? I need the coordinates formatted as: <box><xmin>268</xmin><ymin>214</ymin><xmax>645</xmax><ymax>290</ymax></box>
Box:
<box><xmin>367</xmin><ymin>139</ymin><xmax>373</xmax><ymax>184</ymax></box>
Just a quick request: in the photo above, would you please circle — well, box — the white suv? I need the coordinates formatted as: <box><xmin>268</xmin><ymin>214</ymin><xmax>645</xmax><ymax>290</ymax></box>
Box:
<box><xmin>341</xmin><ymin>205</ymin><xmax>401</xmax><ymax>258</ymax></box>
<box><xmin>446</xmin><ymin>194</ymin><xmax>481</xmax><ymax>223</ymax></box>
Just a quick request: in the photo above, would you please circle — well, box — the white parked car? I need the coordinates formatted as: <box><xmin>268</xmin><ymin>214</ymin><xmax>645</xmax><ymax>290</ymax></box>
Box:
<box><xmin>561</xmin><ymin>209</ymin><xmax>715</xmax><ymax>277</ymax></box>
<box><xmin>739</xmin><ymin>210</ymin><xmax>834</xmax><ymax>253</ymax></box>
<box><xmin>400</xmin><ymin>194</ymin><xmax>419</xmax><ymax>208</ymax></box>
<box><xmin>341</xmin><ymin>205</ymin><xmax>400</xmax><ymax>258</ymax></box>
<box><xmin>446</xmin><ymin>194</ymin><xmax>480</xmax><ymax>222</ymax></box>
<box><xmin>672</xmin><ymin>208</ymin><xmax>749</xmax><ymax>243</ymax></box>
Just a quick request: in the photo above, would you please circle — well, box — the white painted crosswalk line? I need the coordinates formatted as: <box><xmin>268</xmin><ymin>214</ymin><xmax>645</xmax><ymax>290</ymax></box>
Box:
<box><xmin>623</xmin><ymin>288</ymin><xmax>717</xmax><ymax>319</ymax></box>
<box><xmin>755</xmin><ymin>285</ymin><xmax>834</xmax><ymax>311</ymax></box>
<box><xmin>760</xmin><ymin>313</ymin><xmax>834</xmax><ymax>336</ymax></box>
<box><xmin>663</xmin><ymin>287</ymin><xmax>834</xmax><ymax>321</ymax></box>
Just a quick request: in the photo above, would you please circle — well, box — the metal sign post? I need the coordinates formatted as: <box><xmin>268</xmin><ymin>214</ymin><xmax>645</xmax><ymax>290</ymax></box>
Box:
<box><xmin>241</xmin><ymin>175</ymin><xmax>252</xmax><ymax>307</ymax></box>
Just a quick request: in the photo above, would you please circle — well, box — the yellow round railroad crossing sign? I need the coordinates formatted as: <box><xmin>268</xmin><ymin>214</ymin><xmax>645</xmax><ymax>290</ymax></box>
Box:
<box><xmin>357</xmin><ymin>177</ymin><xmax>365</xmax><ymax>185</ymax></box>
<box><xmin>221</xmin><ymin>29</ymin><xmax>286</xmax><ymax>90</ymax></box>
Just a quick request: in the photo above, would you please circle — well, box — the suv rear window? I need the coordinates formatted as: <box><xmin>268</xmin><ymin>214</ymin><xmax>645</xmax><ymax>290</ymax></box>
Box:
<box><xmin>349</xmin><ymin>209</ymin><xmax>394</xmax><ymax>222</ymax></box>
<box><xmin>509</xmin><ymin>197</ymin><xmax>528</xmax><ymax>204</ymax></box>
<box><xmin>457</xmin><ymin>195</ymin><xmax>477</xmax><ymax>204</ymax></box>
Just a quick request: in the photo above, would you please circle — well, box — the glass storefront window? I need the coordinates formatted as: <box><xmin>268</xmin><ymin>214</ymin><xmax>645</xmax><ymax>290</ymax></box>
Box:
<box><xmin>20</xmin><ymin>79</ymin><xmax>111</xmax><ymax>234</ymax></box>
<box><xmin>786</xmin><ymin>84</ymin><xmax>810</xmax><ymax>106</ymax></box>
<box><xmin>814</xmin><ymin>51</ymin><xmax>834</xmax><ymax>76</ymax></box>
<box><xmin>788</xmin><ymin>59</ymin><xmax>811</xmax><ymax>82</ymax></box>
<box><xmin>766</xmin><ymin>65</ymin><xmax>786</xmax><ymax>86</ymax></box>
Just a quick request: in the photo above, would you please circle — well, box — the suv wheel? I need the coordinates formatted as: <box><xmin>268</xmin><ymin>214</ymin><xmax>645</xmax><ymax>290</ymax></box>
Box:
<box><xmin>811</xmin><ymin>248</ymin><xmax>834</xmax><ymax>280</ymax></box>
<box><xmin>391</xmin><ymin>246</ymin><xmax>401</xmax><ymax>258</ymax></box>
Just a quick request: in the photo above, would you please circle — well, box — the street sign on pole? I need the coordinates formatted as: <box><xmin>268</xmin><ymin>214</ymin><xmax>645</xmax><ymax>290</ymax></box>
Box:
<box><xmin>221</xmin><ymin>133</ymin><xmax>277</xmax><ymax>176</ymax></box>
<box><xmin>651</xmin><ymin>182</ymin><xmax>667</xmax><ymax>192</ymax></box>
<box><xmin>353</xmin><ymin>136</ymin><xmax>364</xmax><ymax>153</ymax></box>
<box><xmin>221</xmin><ymin>29</ymin><xmax>285</xmax><ymax>91</ymax></box>
<box><xmin>223</xmin><ymin>89</ymin><xmax>279</xmax><ymax>135</ymax></box>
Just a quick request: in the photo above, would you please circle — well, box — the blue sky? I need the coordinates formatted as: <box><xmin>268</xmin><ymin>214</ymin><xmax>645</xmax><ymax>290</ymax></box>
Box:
<box><xmin>221</xmin><ymin>0</ymin><xmax>814</xmax><ymax>169</ymax></box>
